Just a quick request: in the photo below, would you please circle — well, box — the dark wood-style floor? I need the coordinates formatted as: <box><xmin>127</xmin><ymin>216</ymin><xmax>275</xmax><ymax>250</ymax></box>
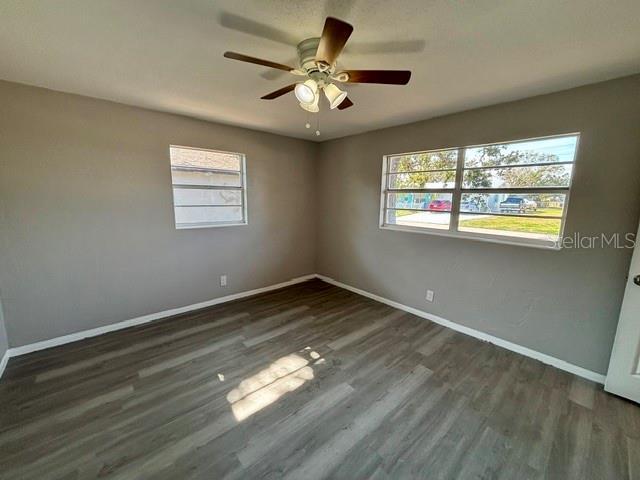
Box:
<box><xmin>1</xmin><ymin>279</ymin><xmax>638</xmax><ymax>479</ymax></box>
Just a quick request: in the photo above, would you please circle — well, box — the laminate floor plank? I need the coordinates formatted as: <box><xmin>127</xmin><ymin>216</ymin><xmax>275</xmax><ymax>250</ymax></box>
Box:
<box><xmin>36</xmin><ymin>312</ymin><xmax>250</xmax><ymax>382</ymax></box>
<box><xmin>0</xmin><ymin>279</ymin><xmax>638</xmax><ymax>479</ymax></box>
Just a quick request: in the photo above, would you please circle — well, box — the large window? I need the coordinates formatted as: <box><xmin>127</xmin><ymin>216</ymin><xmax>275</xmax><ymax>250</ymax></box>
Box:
<box><xmin>170</xmin><ymin>145</ymin><xmax>247</xmax><ymax>229</ymax></box>
<box><xmin>380</xmin><ymin>134</ymin><xmax>580</xmax><ymax>248</ymax></box>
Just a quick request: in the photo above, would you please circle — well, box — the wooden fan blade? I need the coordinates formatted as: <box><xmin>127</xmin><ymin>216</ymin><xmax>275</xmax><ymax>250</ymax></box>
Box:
<box><xmin>261</xmin><ymin>84</ymin><xmax>296</xmax><ymax>100</ymax></box>
<box><xmin>224</xmin><ymin>51</ymin><xmax>295</xmax><ymax>72</ymax></box>
<box><xmin>340</xmin><ymin>70</ymin><xmax>411</xmax><ymax>85</ymax></box>
<box><xmin>315</xmin><ymin>17</ymin><xmax>353</xmax><ymax>66</ymax></box>
<box><xmin>337</xmin><ymin>97</ymin><xmax>353</xmax><ymax>110</ymax></box>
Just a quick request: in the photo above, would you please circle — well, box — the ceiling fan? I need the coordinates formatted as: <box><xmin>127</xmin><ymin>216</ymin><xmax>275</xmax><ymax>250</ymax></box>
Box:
<box><xmin>223</xmin><ymin>17</ymin><xmax>411</xmax><ymax>112</ymax></box>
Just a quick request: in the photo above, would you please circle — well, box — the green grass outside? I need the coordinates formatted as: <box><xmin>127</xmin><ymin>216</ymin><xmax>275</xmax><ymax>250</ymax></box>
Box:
<box><xmin>533</xmin><ymin>207</ymin><xmax>563</xmax><ymax>217</ymax></box>
<box><xmin>459</xmin><ymin>216</ymin><xmax>560</xmax><ymax>235</ymax></box>
<box><xmin>394</xmin><ymin>210</ymin><xmax>414</xmax><ymax>217</ymax></box>
<box><xmin>392</xmin><ymin>207</ymin><xmax>563</xmax><ymax>235</ymax></box>
<box><xmin>459</xmin><ymin>206</ymin><xmax>562</xmax><ymax>235</ymax></box>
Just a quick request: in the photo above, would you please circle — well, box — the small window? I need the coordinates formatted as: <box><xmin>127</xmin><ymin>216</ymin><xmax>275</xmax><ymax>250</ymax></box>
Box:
<box><xmin>170</xmin><ymin>145</ymin><xmax>247</xmax><ymax>229</ymax></box>
<box><xmin>380</xmin><ymin>134</ymin><xmax>580</xmax><ymax>248</ymax></box>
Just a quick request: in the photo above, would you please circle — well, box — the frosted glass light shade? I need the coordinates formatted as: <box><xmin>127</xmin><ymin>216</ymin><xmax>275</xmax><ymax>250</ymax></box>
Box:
<box><xmin>299</xmin><ymin>94</ymin><xmax>319</xmax><ymax>112</ymax></box>
<box><xmin>324</xmin><ymin>83</ymin><xmax>347</xmax><ymax>109</ymax></box>
<box><xmin>294</xmin><ymin>79</ymin><xmax>318</xmax><ymax>104</ymax></box>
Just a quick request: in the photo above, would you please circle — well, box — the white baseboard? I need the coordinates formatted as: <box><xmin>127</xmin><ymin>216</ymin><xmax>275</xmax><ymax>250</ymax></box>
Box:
<box><xmin>7</xmin><ymin>274</ymin><xmax>316</xmax><ymax>359</ymax></box>
<box><xmin>316</xmin><ymin>274</ymin><xmax>606</xmax><ymax>385</ymax></box>
<box><xmin>0</xmin><ymin>350</ymin><xmax>9</xmax><ymax>380</ymax></box>
<box><xmin>1</xmin><ymin>272</ymin><xmax>606</xmax><ymax>386</ymax></box>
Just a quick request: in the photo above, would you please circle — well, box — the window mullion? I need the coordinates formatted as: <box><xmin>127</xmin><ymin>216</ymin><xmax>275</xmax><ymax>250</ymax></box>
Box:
<box><xmin>450</xmin><ymin>147</ymin><xmax>465</xmax><ymax>232</ymax></box>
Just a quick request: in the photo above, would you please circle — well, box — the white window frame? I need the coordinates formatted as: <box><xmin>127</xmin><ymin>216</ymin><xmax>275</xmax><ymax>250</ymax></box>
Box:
<box><xmin>379</xmin><ymin>133</ymin><xmax>581</xmax><ymax>250</ymax></box>
<box><xmin>170</xmin><ymin>145</ymin><xmax>248</xmax><ymax>229</ymax></box>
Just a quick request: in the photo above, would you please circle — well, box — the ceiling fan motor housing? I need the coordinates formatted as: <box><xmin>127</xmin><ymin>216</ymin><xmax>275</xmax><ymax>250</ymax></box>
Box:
<box><xmin>297</xmin><ymin>37</ymin><xmax>322</xmax><ymax>72</ymax></box>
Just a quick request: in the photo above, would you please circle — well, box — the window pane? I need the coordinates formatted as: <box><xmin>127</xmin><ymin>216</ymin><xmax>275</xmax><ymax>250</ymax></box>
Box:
<box><xmin>462</xmin><ymin>164</ymin><xmax>572</xmax><ymax>189</ymax></box>
<box><xmin>458</xmin><ymin>214</ymin><xmax>562</xmax><ymax>241</ymax></box>
<box><xmin>460</xmin><ymin>193</ymin><xmax>566</xmax><ymax>216</ymax></box>
<box><xmin>388</xmin><ymin>171</ymin><xmax>456</xmax><ymax>189</ymax></box>
<box><xmin>387</xmin><ymin>192</ymin><xmax>452</xmax><ymax>212</ymax></box>
<box><xmin>171</xmin><ymin>169</ymin><xmax>242</xmax><ymax>187</ymax></box>
<box><xmin>173</xmin><ymin>188</ymin><xmax>242</xmax><ymax>207</ymax></box>
<box><xmin>464</xmin><ymin>135</ymin><xmax>578</xmax><ymax>168</ymax></box>
<box><xmin>175</xmin><ymin>206</ymin><xmax>243</xmax><ymax>226</ymax></box>
<box><xmin>385</xmin><ymin>209</ymin><xmax>450</xmax><ymax>230</ymax></box>
<box><xmin>170</xmin><ymin>146</ymin><xmax>240</xmax><ymax>172</ymax></box>
<box><xmin>389</xmin><ymin>149</ymin><xmax>458</xmax><ymax>172</ymax></box>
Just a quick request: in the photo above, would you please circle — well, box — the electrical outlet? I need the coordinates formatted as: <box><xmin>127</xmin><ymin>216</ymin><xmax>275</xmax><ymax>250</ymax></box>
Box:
<box><xmin>426</xmin><ymin>289</ymin><xmax>434</xmax><ymax>302</ymax></box>
<box><xmin>220</xmin><ymin>275</ymin><xmax>227</xmax><ymax>287</ymax></box>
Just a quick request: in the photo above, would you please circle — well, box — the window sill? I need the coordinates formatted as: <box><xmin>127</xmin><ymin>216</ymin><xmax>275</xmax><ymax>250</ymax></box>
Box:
<box><xmin>380</xmin><ymin>223</ymin><xmax>562</xmax><ymax>250</ymax></box>
<box><xmin>176</xmin><ymin>221</ymin><xmax>248</xmax><ymax>230</ymax></box>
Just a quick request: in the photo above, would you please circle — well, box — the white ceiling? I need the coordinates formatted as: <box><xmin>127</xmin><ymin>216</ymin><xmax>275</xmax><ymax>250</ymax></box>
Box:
<box><xmin>1</xmin><ymin>0</ymin><xmax>639</xmax><ymax>141</ymax></box>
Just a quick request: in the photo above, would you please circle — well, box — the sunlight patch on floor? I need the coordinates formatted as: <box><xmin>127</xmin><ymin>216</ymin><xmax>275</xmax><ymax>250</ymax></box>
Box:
<box><xmin>227</xmin><ymin>349</ymin><xmax>323</xmax><ymax>421</ymax></box>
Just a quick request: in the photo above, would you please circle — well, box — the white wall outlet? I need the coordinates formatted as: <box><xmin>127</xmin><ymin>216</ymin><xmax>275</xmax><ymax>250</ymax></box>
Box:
<box><xmin>426</xmin><ymin>289</ymin><xmax>435</xmax><ymax>302</ymax></box>
<box><xmin>220</xmin><ymin>275</ymin><xmax>227</xmax><ymax>287</ymax></box>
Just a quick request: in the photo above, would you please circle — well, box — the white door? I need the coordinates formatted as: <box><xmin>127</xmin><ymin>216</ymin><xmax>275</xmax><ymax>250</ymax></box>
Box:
<box><xmin>605</xmin><ymin>222</ymin><xmax>640</xmax><ymax>403</ymax></box>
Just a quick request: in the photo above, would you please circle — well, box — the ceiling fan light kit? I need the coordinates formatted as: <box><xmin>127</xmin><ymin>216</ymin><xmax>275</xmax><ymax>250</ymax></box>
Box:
<box><xmin>299</xmin><ymin>96</ymin><xmax>319</xmax><ymax>113</ymax></box>
<box><xmin>294</xmin><ymin>78</ymin><xmax>318</xmax><ymax>104</ymax></box>
<box><xmin>323</xmin><ymin>83</ymin><xmax>347</xmax><ymax>109</ymax></box>
<box><xmin>224</xmin><ymin>16</ymin><xmax>412</xmax><ymax>119</ymax></box>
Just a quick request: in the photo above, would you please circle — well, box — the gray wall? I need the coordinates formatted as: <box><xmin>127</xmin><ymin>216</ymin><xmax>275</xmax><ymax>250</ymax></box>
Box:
<box><xmin>0</xmin><ymin>80</ymin><xmax>317</xmax><ymax>347</ymax></box>
<box><xmin>316</xmin><ymin>74</ymin><xmax>640</xmax><ymax>375</ymax></box>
